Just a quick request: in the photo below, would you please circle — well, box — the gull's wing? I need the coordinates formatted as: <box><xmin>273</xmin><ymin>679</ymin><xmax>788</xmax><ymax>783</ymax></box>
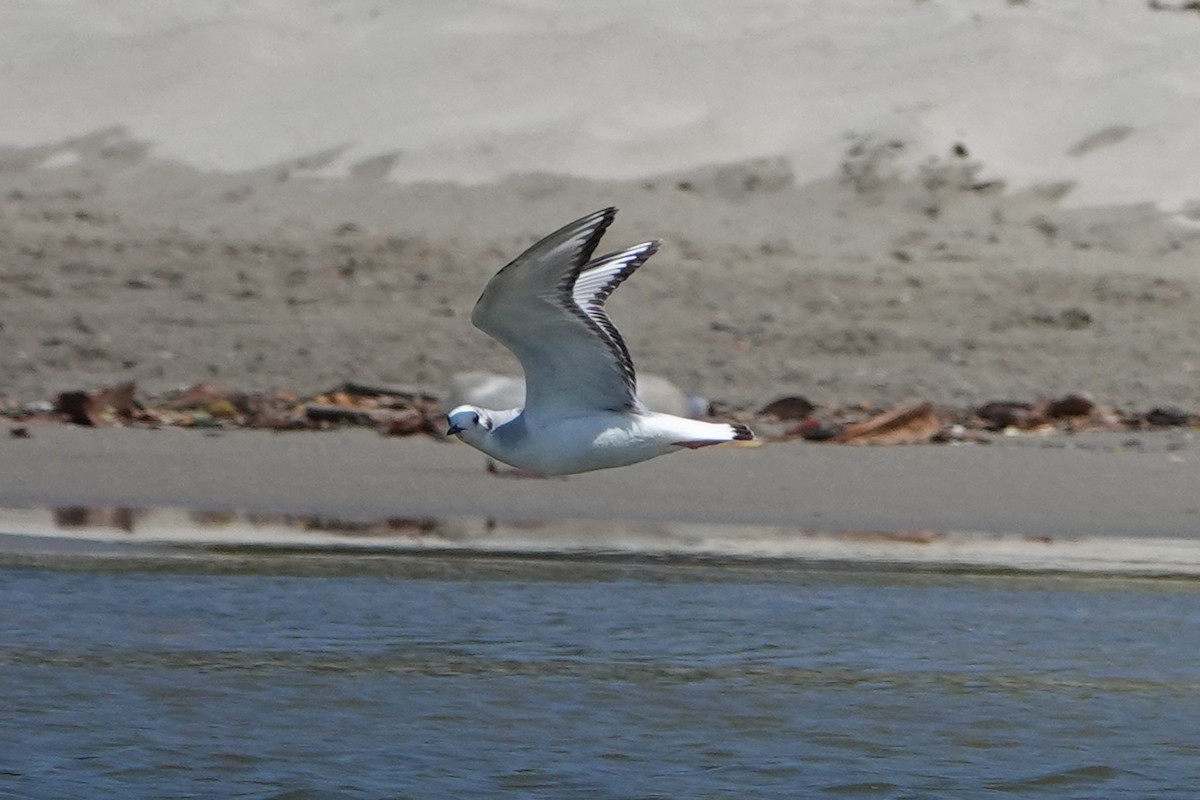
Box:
<box><xmin>470</xmin><ymin>208</ymin><xmax>660</xmax><ymax>423</ymax></box>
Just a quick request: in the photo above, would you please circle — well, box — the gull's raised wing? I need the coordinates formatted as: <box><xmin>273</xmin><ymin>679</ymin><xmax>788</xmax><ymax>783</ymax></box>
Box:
<box><xmin>470</xmin><ymin>208</ymin><xmax>659</xmax><ymax>423</ymax></box>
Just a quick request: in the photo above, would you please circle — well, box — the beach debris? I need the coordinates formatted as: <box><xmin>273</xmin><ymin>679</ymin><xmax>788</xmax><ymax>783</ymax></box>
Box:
<box><xmin>10</xmin><ymin>379</ymin><xmax>444</xmax><ymax>436</ymax></box>
<box><xmin>95</xmin><ymin>381</ymin><xmax>139</xmax><ymax>419</ymax></box>
<box><xmin>333</xmin><ymin>382</ymin><xmax>441</xmax><ymax>429</ymax></box>
<box><xmin>972</xmin><ymin>393</ymin><xmax>1120</xmax><ymax>434</ymax></box>
<box><xmin>303</xmin><ymin>382</ymin><xmax>442</xmax><ymax>435</ymax></box>
<box><xmin>793</xmin><ymin>417</ymin><xmax>842</xmax><ymax>441</ymax></box>
<box><xmin>54</xmin><ymin>390</ymin><xmax>98</xmax><ymax>426</ymax></box>
<box><xmin>54</xmin><ymin>380</ymin><xmax>142</xmax><ymax>426</ymax></box>
<box><xmin>1144</xmin><ymin>405</ymin><xmax>1192</xmax><ymax>427</ymax></box>
<box><xmin>975</xmin><ymin>400</ymin><xmax>1038</xmax><ymax>431</ymax></box>
<box><xmin>750</xmin><ymin>389</ymin><xmax>1198</xmax><ymax>446</ymax></box>
<box><xmin>750</xmin><ymin>395</ymin><xmax>831</xmax><ymax>440</ymax></box>
<box><xmin>166</xmin><ymin>382</ymin><xmax>250</xmax><ymax>415</ymax></box>
<box><xmin>303</xmin><ymin>401</ymin><xmax>427</xmax><ymax>435</ymax></box>
<box><xmin>934</xmin><ymin>422</ymin><xmax>991</xmax><ymax>444</ymax></box>
<box><xmin>156</xmin><ymin>382</ymin><xmax>256</xmax><ymax>428</ymax></box>
<box><xmin>21</xmin><ymin>400</ymin><xmax>55</xmax><ymax>415</ymax></box>
<box><xmin>1045</xmin><ymin>392</ymin><xmax>1096</xmax><ymax>418</ymax></box>
<box><xmin>835</xmin><ymin>402</ymin><xmax>943</xmax><ymax>445</ymax></box>
<box><xmin>6</xmin><ymin>377</ymin><xmax>1198</xmax><ymax>445</ymax></box>
<box><xmin>758</xmin><ymin>395</ymin><xmax>816</xmax><ymax>421</ymax></box>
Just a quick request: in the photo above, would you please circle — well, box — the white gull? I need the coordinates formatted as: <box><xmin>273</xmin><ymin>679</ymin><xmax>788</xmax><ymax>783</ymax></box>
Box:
<box><xmin>446</xmin><ymin>207</ymin><xmax>754</xmax><ymax>475</ymax></box>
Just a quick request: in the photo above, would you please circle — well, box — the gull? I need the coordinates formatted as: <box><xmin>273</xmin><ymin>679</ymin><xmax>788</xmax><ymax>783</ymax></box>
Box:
<box><xmin>446</xmin><ymin>207</ymin><xmax>754</xmax><ymax>475</ymax></box>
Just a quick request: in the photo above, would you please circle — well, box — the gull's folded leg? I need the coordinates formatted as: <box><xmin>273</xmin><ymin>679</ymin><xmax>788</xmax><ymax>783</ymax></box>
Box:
<box><xmin>484</xmin><ymin>458</ymin><xmax>563</xmax><ymax>480</ymax></box>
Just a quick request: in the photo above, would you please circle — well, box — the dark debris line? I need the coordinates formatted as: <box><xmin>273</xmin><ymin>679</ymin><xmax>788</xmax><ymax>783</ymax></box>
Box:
<box><xmin>0</xmin><ymin>381</ymin><xmax>1196</xmax><ymax>445</ymax></box>
<box><xmin>749</xmin><ymin>393</ymin><xmax>1197</xmax><ymax>445</ymax></box>
<box><xmin>4</xmin><ymin>381</ymin><xmax>442</xmax><ymax>438</ymax></box>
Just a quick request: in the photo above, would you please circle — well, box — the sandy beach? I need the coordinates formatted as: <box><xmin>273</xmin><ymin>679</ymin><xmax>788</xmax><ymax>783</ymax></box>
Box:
<box><xmin>2</xmin><ymin>0</ymin><xmax>1199</xmax><ymax>565</ymax></box>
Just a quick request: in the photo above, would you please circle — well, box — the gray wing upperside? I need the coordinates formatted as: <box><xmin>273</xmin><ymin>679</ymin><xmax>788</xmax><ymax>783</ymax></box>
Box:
<box><xmin>470</xmin><ymin>208</ymin><xmax>659</xmax><ymax>422</ymax></box>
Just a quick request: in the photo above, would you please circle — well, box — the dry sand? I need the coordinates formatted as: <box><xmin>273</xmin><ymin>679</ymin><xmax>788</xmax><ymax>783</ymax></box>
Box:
<box><xmin>2</xmin><ymin>136</ymin><xmax>1199</xmax><ymax>413</ymax></box>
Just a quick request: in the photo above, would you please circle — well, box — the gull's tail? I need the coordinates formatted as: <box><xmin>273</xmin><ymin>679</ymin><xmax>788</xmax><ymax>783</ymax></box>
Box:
<box><xmin>729</xmin><ymin>422</ymin><xmax>755</xmax><ymax>441</ymax></box>
<box><xmin>669</xmin><ymin>418</ymin><xmax>756</xmax><ymax>450</ymax></box>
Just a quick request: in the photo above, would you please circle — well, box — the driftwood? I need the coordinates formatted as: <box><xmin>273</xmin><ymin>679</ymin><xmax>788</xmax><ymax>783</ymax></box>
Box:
<box><xmin>836</xmin><ymin>402</ymin><xmax>942</xmax><ymax>445</ymax></box>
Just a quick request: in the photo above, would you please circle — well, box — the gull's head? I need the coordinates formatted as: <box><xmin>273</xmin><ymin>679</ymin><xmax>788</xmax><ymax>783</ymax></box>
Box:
<box><xmin>445</xmin><ymin>405</ymin><xmax>495</xmax><ymax>441</ymax></box>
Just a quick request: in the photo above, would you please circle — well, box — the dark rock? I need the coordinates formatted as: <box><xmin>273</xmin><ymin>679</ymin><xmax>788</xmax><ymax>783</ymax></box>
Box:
<box><xmin>1046</xmin><ymin>393</ymin><xmax>1096</xmax><ymax>418</ymax></box>
<box><xmin>1145</xmin><ymin>406</ymin><xmax>1191</xmax><ymax>427</ymax></box>
<box><xmin>975</xmin><ymin>401</ymin><xmax>1035</xmax><ymax>430</ymax></box>
<box><xmin>758</xmin><ymin>395</ymin><xmax>816</xmax><ymax>421</ymax></box>
<box><xmin>55</xmin><ymin>391</ymin><xmax>98</xmax><ymax>426</ymax></box>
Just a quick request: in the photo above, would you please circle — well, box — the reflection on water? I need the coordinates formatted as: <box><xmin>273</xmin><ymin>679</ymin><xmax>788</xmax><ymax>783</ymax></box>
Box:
<box><xmin>4</xmin><ymin>503</ymin><xmax>1200</xmax><ymax>576</ymax></box>
<box><xmin>53</xmin><ymin>505</ymin><xmax>138</xmax><ymax>531</ymax></box>
<box><xmin>2</xmin><ymin>557</ymin><xmax>1199</xmax><ymax>799</ymax></box>
<box><xmin>51</xmin><ymin>505</ymin><xmax>441</xmax><ymax>538</ymax></box>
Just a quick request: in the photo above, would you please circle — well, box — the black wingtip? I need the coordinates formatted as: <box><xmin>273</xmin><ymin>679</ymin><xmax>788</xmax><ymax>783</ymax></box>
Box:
<box><xmin>595</xmin><ymin>206</ymin><xmax>620</xmax><ymax>229</ymax></box>
<box><xmin>731</xmin><ymin>423</ymin><xmax>755</xmax><ymax>441</ymax></box>
<box><xmin>575</xmin><ymin>207</ymin><xmax>618</xmax><ymax>265</ymax></box>
<box><xmin>588</xmin><ymin>207</ymin><xmax>618</xmax><ymax>228</ymax></box>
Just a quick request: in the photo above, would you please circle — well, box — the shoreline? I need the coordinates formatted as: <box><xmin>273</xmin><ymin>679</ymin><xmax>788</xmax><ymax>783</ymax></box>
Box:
<box><xmin>5</xmin><ymin>506</ymin><xmax>1200</xmax><ymax>579</ymax></box>
<box><xmin>1</xmin><ymin>425</ymin><xmax>1198</xmax><ymax>576</ymax></box>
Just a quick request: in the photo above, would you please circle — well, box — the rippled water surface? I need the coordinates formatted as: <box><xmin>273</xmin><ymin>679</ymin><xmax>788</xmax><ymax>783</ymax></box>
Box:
<box><xmin>3</xmin><ymin>552</ymin><xmax>1200</xmax><ymax>799</ymax></box>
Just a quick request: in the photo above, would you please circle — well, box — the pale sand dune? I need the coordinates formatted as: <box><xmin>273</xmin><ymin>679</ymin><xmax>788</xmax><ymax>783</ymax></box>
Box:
<box><xmin>1</xmin><ymin>1</ymin><xmax>1198</xmax><ymax>210</ymax></box>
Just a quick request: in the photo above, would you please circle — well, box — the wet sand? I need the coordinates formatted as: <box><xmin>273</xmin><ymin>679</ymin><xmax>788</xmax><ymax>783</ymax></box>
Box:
<box><xmin>1</xmin><ymin>425</ymin><xmax>1196</xmax><ymax>542</ymax></box>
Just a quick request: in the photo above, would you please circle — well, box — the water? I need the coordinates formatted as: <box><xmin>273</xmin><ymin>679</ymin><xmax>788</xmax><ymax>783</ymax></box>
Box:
<box><xmin>3</xmin><ymin>553</ymin><xmax>1200</xmax><ymax>799</ymax></box>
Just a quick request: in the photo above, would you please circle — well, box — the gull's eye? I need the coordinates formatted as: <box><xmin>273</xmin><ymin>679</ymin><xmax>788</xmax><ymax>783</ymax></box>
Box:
<box><xmin>471</xmin><ymin>414</ymin><xmax>480</xmax><ymax>426</ymax></box>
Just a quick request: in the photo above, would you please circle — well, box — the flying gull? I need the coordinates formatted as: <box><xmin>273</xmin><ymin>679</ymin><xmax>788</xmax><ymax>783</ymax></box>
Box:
<box><xmin>446</xmin><ymin>207</ymin><xmax>754</xmax><ymax>475</ymax></box>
